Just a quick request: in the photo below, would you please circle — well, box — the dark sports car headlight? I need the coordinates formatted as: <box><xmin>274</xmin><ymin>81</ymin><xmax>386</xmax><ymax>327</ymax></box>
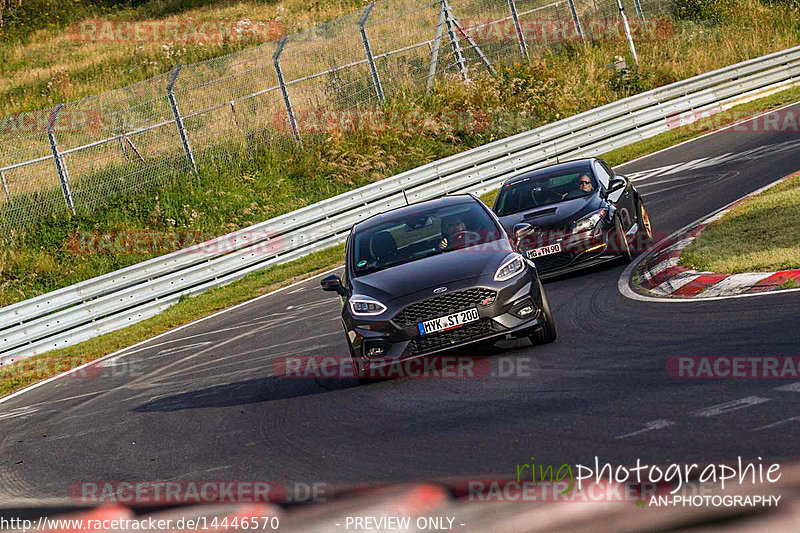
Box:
<box><xmin>573</xmin><ymin>209</ymin><xmax>607</xmax><ymax>233</ymax></box>
<box><xmin>494</xmin><ymin>253</ymin><xmax>525</xmax><ymax>282</ymax></box>
<box><xmin>349</xmin><ymin>296</ymin><xmax>387</xmax><ymax>316</ymax></box>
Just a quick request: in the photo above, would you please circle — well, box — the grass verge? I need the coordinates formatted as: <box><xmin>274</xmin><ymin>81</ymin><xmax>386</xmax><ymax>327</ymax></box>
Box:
<box><xmin>679</xmin><ymin>173</ymin><xmax>800</xmax><ymax>274</ymax></box>
<box><xmin>1</xmin><ymin>85</ymin><xmax>799</xmax><ymax>399</ymax></box>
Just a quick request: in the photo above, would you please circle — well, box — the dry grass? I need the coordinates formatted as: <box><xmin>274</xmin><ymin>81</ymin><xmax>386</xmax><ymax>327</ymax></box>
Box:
<box><xmin>680</xmin><ymin>174</ymin><xmax>800</xmax><ymax>274</ymax></box>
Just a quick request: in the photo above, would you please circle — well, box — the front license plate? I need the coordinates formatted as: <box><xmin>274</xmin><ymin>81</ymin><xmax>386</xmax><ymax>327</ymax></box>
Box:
<box><xmin>418</xmin><ymin>308</ymin><xmax>480</xmax><ymax>336</ymax></box>
<box><xmin>526</xmin><ymin>243</ymin><xmax>562</xmax><ymax>259</ymax></box>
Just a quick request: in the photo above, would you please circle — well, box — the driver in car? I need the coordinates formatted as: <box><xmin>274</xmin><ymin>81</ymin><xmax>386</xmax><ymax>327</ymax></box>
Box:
<box><xmin>439</xmin><ymin>215</ymin><xmax>467</xmax><ymax>250</ymax></box>
<box><xmin>562</xmin><ymin>174</ymin><xmax>594</xmax><ymax>199</ymax></box>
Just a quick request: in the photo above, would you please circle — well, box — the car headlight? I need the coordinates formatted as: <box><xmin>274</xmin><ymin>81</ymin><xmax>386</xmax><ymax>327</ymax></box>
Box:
<box><xmin>573</xmin><ymin>209</ymin><xmax>608</xmax><ymax>233</ymax></box>
<box><xmin>349</xmin><ymin>296</ymin><xmax>387</xmax><ymax>316</ymax></box>
<box><xmin>494</xmin><ymin>253</ymin><xmax>525</xmax><ymax>282</ymax></box>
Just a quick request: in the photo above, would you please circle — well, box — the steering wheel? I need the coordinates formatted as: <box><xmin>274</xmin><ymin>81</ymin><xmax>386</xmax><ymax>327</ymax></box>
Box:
<box><xmin>449</xmin><ymin>230</ymin><xmax>482</xmax><ymax>248</ymax></box>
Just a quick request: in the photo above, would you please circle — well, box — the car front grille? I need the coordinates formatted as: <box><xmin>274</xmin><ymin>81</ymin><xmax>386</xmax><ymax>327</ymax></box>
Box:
<box><xmin>392</xmin><ymin>288</ymin><xmax>497</xmax><ymax>329</ymax></box>
<box><xmin>403</xmin><ymin>319</ymin><xmax>499</xmax><ymax>357</ymax></box>
<box><xmin>529</xmin><ymin>252</ymin><xmax>574</xmax><ymax>273</ymax></box>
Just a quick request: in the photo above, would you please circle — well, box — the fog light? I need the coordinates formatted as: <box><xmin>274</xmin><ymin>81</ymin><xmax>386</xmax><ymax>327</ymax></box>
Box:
<box><xmin>516</xmin><ymin>305</ymin><xmax>534</xmax><ymax>317</ymax></box>
<box><xmin>364</xmin><ymin>342</ymin><xmax>386</xmax><ymax>358</ymax></box>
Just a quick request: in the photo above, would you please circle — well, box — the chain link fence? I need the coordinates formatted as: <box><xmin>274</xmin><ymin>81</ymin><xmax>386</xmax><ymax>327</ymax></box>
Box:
<box><xmin>0</xmin><ymin>0</ymin><xmax>675</xmax><ymax>232</ymax></box>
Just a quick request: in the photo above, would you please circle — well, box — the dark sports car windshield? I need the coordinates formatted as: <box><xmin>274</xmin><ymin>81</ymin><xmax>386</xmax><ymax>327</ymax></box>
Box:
<box><xmin>495</xmin><ymin>168</ymin><xmax>597</xmax><ymax>216</ymax></box>
<box><xmin>353</xmin><ymin>202</ymin><xmax>502</xmax><ymax>276</ymax></box>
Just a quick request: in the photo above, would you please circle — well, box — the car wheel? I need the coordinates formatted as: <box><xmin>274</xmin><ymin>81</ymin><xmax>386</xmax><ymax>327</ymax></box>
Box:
<box><xmin>612</xmin><ymin>215</ymin><xmax>634</xmax><ymax>263</ymax></box>
<box><xmin>634</xmin><ymin>198</ymin><xmax>654</xmax><ymax>255</ymax></box>
<box><xmin>529</xmin><ymin>279</ymin><xmax>557</xmax><ymax>345</ymax></box>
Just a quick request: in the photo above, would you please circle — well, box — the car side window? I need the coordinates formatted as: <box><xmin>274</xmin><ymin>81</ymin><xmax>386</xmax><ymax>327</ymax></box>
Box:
<box><xmin>593</xmin><ymin>162</ymin><xmax>611</xmax><ymax>189</ymax></box>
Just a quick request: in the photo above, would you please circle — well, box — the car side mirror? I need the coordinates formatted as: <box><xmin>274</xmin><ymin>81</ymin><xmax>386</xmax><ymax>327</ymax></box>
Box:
<box><xmin>513</xmin><ymin>223</ymin><xmax>532</xmax><ymax>241</ymax></box>
<box><xmin>605</xmin><ymin>177</ymin><xmax>627</xmax><ymax>196</ymax></box>
<box><xmin>321</xmin><ymin>274</ymin><xmax>346</xmax><ymax>296</ymax></box>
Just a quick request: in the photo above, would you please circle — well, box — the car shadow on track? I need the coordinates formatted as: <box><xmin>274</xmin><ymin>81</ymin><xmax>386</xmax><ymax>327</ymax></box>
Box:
<box><xmin>131</xmin><ymin>343</ymin><xmax>526</xmax><ymax>412</ymax></box>
<box><xmin>132</xmin><ymin>373</ymin><xmax>361</xmax><ymax>412</ymax></box>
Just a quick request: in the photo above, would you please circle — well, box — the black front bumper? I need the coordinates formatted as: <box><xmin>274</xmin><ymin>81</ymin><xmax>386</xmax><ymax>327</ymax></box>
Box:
<box><xmin>344</xmin><ymin>267</ymin><xmax>545</xmax><ymax>368</ymax></box>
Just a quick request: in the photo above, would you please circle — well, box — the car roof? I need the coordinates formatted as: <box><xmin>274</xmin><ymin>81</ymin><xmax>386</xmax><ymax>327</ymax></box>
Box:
<box><xmin>502</xmin><ymin>158</ymin><xmax>596</xmax><ymax>187</ymax></box>
<box><xmin>352</xmin><ymin>194</ymin><xmax>477</xmax><ymax>233</ymax></box>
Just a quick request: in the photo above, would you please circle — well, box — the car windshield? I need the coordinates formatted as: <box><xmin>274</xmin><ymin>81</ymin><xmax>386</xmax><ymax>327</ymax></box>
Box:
<box><xmin>352</xmin><ymin>201</ymin><xmax>503</xmax><ymax>276</ymax></box>
<box><xmin>495</xmin><ymin>168</ymin><xmax>597</xmax><ymax>216</ymax></box>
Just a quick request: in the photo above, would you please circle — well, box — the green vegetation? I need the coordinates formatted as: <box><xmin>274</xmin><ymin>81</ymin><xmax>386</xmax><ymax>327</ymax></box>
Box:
<box><xmin>680</xmin><ymin>174</ymin><xmax>800</xmax><ymax>273</ymax></box>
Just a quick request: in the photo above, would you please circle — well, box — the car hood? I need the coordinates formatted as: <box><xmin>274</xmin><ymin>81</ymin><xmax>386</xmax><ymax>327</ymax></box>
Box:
<box><xmin>497</xmin><ymin>194</ymin><xmax>605</xmax><ymax>231</ymax></box>
<box><xmin>351</xmin><ymin>244</ymin><xmax>512</xmax><ymax>302</ymax></box>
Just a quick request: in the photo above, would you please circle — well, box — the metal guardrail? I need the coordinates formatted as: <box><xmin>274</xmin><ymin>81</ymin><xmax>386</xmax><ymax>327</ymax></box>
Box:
<box><xmin>1</xmin><ymin>45</ymin><xmax>799</xmax><ymax>365</ymax></box>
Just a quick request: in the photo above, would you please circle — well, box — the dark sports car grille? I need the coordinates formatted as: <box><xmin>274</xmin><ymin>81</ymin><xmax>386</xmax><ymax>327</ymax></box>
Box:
<box><xmin>404</xmin><ymin>319</ymin><xmax>498</xmax><ymax>357</ymax></box>
<box><xmin>393</xmin><ymin>288</ymin><xmax>497</xmax><ymax>329</ymax></box>
<box><xmin>530</xmin><ymin>252</ymin><xmax>574</xmax><ymax>273</ymax></box>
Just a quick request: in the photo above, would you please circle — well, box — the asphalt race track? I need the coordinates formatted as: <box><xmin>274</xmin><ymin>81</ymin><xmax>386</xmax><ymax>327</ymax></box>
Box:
<box><xmin>1</xmin><ymin>104</ymin><xmax>799</xmax><ymax>507</ymax></box>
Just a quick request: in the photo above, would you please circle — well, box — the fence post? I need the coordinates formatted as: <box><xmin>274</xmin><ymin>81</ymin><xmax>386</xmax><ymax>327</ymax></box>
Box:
<box><xmin>452</xmin><ymin>19</ymin><xmax>497</xmax><ymax>75</ymax></box>
<box><xmin>441</xmin><ymin>0</ymin><xmax>469</xmax><ymax>82</ymax></box>
<box><xmin>426</xmin><ymin>3</ymin><xmax>447</xmax><ymax>92</ymax></box>
<box><xmin>633</xmin><ymin>0</ymin><xmax>645</xmax><ymax>22</ymax></box>
<box><xmin>274</xmin><ymin>36</ymin><xmax>301</xmax><ymax>143</ymax></box>
<box><xmin>567</xmin><ymin>0</ymin><xmax>585</xmax><ymax>41</ymax></box>
<box><xmin>166</xmin><ymin>66</ymin><xmax>199</xmax><ymax>177</ymax></box>
<box><xmin>46</xmin><ymin>104</ymin><xmax>76</xmax><ymax>215</ymax></box>
<box><xmin>0</xmin><ymin>170</ymin><xmax>10</xmax><ymax>204</ymax></box>
<box><xmin>359</xmin><ymin>2</ymin><xmax>385</xmax><ymax>103</ymax></box>
<box><xmin>506</xmin><ymin>0</ymin><xmax>529</xmax><ymax>58</ymax></box>
<box><xmin>616</xmin><ymin>0</ymin><xmax>639</xmax><ymax>66</ymax></box>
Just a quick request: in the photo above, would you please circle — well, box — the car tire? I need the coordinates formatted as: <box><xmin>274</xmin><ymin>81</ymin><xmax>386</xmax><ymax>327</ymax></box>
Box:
<box><xmin>529</xmin><ymin>279</ymin><xmax>557</xmax><ymax>345</ymax></box>
<box><xmin>612</xmin><ymin>215</ymin><xmax>634</xmax><ymax>264</ymax></box>
<box><xmin>634</xmin><ymin>198</ymin><xmax>654</xmax><ymax>255</ymax></box>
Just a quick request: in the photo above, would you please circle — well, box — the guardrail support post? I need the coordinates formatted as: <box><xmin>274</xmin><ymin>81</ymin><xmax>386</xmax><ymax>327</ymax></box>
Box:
<box><xmin>441</xmin><ymin>0</ymin><xmax>470</xmax><ymax>82</ymax></box>
<box><xmin>359</xmin><ymin>3</ymin><xmax>385</xmax><ymax>103</ymax></box>
<box><xmin>617</xmin><ymin>0</ymin><xmax>639</xmax><ymax>66</ymax></box>
<box><xmin>46</xmin><ymin>104</ymin><xmax>76</xmax><ymax>215</ymax></box>
<box><xmin>274</xmin><ymin>36</ymin><xmax>301</xmax><ymax>142</ymax></box>
<box><xmin>633</xmin><ymin>0</ymin><xmax>645</xmax><ymax>22</ymax></box>
<box><xmin>166</xmin><ymin>66</ymin><xmax>199</xmax><ymax>177</ymax></box>
<box><xmin>426</xmin><ymin>3</ymin><xmax>447</xmax><ymax>92</ymax></box>
<box><xmin>506</xmin><ymin>0</ymin><xmax>529</xmax><ymax>58</ymax></box>
<box><xmin>0</xmin><ymin>170</ymin><xmax>10</xmax><ymax>204</ymax></box>
<box><xmin>567</xmin><ymin>0</ymin><xmax>585</xmax><ymax>41</ymax></box>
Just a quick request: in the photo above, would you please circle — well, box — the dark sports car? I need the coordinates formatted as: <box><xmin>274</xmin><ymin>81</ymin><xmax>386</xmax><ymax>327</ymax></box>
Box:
<box><xmin>321</xmin><ymin>194</ymin><xmax>556</xmax><ymax>381</ymax></box>
<box><xmin>493</xmin><ymin>158</ymin><xmax>653</xmax><ymax>279</ymax></box>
